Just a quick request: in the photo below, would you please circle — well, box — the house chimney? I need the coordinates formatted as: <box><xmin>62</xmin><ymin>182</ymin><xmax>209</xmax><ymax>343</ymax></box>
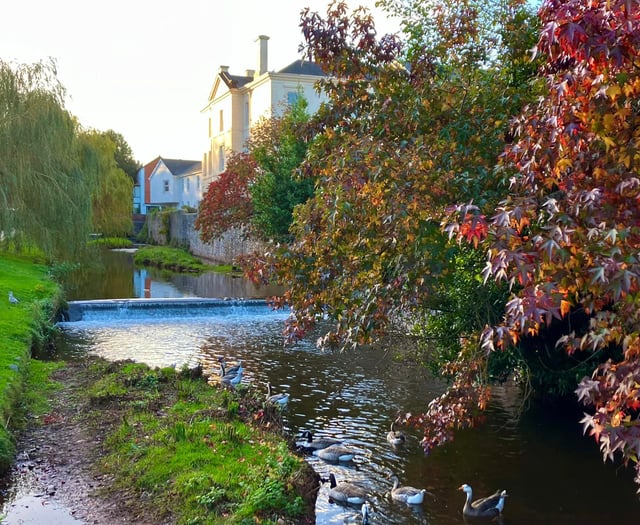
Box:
<box><xmin>219</xmin><ymin>65</ymin><xmax>229</xmax><ymax>74</ymax></box>
<box><xmin>245</xmin><ymin>69</ymin><xmax>255</xmax><ymax>77</ymax></box>
<box><xmin>256</xmin><ymin>35</ymin><xmax>269</xmax><ymax>76</ymax></box>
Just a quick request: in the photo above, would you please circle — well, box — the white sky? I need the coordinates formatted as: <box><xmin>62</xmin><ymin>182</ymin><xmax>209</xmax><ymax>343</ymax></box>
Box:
<box><xmin>2</xmin><ymin>0</ymin><xmax>399</xmax><ymax>164</ymax></box>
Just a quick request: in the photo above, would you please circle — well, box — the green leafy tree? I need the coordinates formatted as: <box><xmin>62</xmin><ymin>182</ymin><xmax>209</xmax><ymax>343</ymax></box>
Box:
<box><xmin>0</xmin><ymin>59</ymin><xmax>95</xmax><ymax>259</ymax></box>
<box><xmin>103</xmin><ymin>129</ymin><xmax>141</xmax><ymax>183</ymax></box>
<box><xmin>79</xmin><ymin>130</ymin><xmax>133</xmax><ymax>236</ymax></box>
<box><xmin>256</xmin><ymin>0</ymin><xmax>540</xmax><ymax>350</ymax></box>
<box><xmin>248</xmin><ymin>95</ymin><xmax>314</xmax><ymax>242</ymax></box>
<box><xmin>196</xmin><ymin>96</ymin><xmax>313</xmax><ymax>243</ymax></box>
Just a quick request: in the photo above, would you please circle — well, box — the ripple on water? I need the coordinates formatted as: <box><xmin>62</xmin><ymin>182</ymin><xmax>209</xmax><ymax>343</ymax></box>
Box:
<box><xmin>53</xmin><ymin>309</ymin><xmax>640</xmax><ymax>525</ymax></box>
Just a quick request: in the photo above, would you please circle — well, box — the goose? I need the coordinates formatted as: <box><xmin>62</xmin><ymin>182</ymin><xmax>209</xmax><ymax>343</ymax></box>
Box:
<box><xmin>220</xmin><ymin>363</ymin><xmax>242</xmax><ymax>386</ymax></box>
<box><xmin>390</xmin><ymin>476</ymin><xmax>427</xmax><ymax>505</ymax></box>
<box><xmin>298</xmin><ymin>430</ymin><xmax>342</xmax><ymax>450</ymax></box>
<box><xmin>459</xmin><ymin>484</ymin><xmax>507</xmax><ymax>518</ymax></box>
<box><xmin>387</xmin><ymin>419</ymin><xmax>406</xmax><ymax>446</ymax></box>
<box><xmin>218</xmin><ymin>357</ymin><xmax>243</xmax><ymax>376</ymax></box>
<box><xmin>361</xmin><ymin>501</ymin><xmax>371</xmax><ymax>524</ymax></box>
<box><xmin>266</xmin><ymin>382</ymin><xmax>290</xmax><ymax>405</ymax></box>
<box><xmin>327</xmin><ymin>473</ymin><xmax>368</xmax><ymax>505</ymax></box>
<box><xmin>313</xmin><ymin>443</ymin><xmax>357</xmax><ymax>462</ymax></box>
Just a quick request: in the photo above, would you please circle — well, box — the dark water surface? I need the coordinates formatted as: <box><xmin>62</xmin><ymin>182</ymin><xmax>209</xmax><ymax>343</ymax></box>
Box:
<box><xmin>63</xmin><ymin>248</ymin><xmax>283</xmax><ymax>300</ymax></box>
<box><xmin>33</xmin><ymin>251</ymin><xmax>640</xmax><ymax>523</ymax></box>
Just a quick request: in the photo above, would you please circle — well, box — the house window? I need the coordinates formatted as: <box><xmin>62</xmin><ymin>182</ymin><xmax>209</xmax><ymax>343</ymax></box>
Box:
<box><xmin>163</xmin><ymin>180</ymin><xmax>169</xmax><ymax>192</ymax></box>
<box><xmin>219</xmin><ymin>110</ymin><xmax>224</xmax><ymax>131</ymax></box>
<box><xmin>218</xmin><ymin>146</ymin><xmax>225</xmax><ymax>172</ymax></box>
<box><xmin>197</xmin><ymin>176</ymin><xmax>201</xmax><ymax>190</ymax></box>
<box><xmin>287</xmin><ymin>91</ymin><xmax>299</xmax><ymax>106</ymax></box>
<box><xmin>186</xmin><ymin>179</ymin><xmax>190</xmax><ymax>191</ymax></box>
<box><xmin>244</xmin><ymin>101</ymin><xmax>249</xmax><ymax>127</ymax></box>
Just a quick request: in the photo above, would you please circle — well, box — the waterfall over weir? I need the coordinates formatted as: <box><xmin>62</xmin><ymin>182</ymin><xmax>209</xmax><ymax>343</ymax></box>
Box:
<box><xmin>63</xmin><ymin>297</ymin><xmax>281</xmax><ymax>322</ymax></box>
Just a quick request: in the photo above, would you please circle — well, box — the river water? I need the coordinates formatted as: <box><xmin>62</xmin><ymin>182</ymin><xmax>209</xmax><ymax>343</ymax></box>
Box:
<box><xmin>19</xmin><ymin>250</ymin><xmax>640</xmax><ymax>523</ymax></box>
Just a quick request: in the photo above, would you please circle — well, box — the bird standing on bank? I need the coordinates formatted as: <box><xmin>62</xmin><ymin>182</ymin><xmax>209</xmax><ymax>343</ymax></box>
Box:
<box><xmin>361</xmin><ymin>502</ymin><xmax>371</xmax><ymax>524</ymax></box>
<box><xmin>266</xmin><ymin>382</ymin><xmax>290</xmax><ymax>406</ymax></box>
<box><xmin>220</xmin><ymin>363</ymin><xmax>243</xmax><ymax>386</ymax></box>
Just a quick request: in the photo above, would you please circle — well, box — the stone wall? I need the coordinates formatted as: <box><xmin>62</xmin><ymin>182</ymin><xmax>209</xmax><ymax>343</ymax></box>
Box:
<box><xmin>145</xmin><ymin>211</ymin><xmax>267</xmax><ymax>264</ymax></box>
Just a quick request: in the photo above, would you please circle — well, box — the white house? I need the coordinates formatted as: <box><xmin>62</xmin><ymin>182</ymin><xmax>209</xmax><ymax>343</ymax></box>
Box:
<box><xmin>135</xmin><ymin>157</ymin><xmax>202</xmax><ymax>215</ymax></box>
<box><xmin>200</xmin><ymin>35</ymin><xmax>327</xmax><ymax>186</ymax></box>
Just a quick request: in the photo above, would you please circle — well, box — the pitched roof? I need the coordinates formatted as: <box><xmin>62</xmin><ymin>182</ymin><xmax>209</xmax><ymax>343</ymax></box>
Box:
<box><xmin>161</xmin><ymin>158</ymin><xmax>202</xmax><ymax>176</ymax></box>
<box><xmin>218</xmin><ymin>60</ymin><xmax>325</xmax><ymax>92</ymax></box>
<box><xmin>220</xmin><ymin>71</ymin><xmax>254</xmax><ymax>89</ymax></box>
<box><xmin>278</xmin><ymin>60</ymin><xmax>326</xmax><ymax>76</ymax></box>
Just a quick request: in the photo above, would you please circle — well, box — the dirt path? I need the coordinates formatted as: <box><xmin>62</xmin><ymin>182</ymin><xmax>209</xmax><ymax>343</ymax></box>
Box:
<box><xmin>0</xmin><ymin>360</ymin><xmax>159</xmax><ymax>525</ymax></box>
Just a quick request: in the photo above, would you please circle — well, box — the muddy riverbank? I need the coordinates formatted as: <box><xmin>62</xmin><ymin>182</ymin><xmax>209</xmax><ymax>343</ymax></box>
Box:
<box><xmin>1</xmin><ymin>359</ymin><xmax>154</xmax><ymax>524</ymax></box>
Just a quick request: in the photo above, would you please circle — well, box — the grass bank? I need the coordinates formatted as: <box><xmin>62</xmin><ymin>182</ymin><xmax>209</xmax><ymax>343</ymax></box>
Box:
<box><xmin>133</xmin><ymin>245</ymin><xmax>240</xmax><ymax>275</ymax></box>
<box><xmin>56</xmin><ymin>359</ymin><xmax>318</xmax><ymax>524</ymax></box>
<box><xmin>0</xmin><ymin>253</ymin><xmax>63</xmax><ymax>472</ymax></box>
<box><xmin>0</xmin><ymin>252</ymin><xmax>317</xmax><ymax>524</ymax></box>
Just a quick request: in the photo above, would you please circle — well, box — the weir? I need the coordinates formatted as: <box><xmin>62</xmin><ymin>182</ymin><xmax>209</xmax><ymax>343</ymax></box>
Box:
<box><xmin>63</xmin><ymin>297</ymin><xmax>274</xmax><ymax>322</ymax></box>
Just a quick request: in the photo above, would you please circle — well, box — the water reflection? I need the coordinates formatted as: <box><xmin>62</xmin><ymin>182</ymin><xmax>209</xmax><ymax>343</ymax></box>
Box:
<box><xmin>63</xmin><ymin>248</ymin><xmax>282</xmax><ymax>300</ymax></box>
<box><xmin>53</xmin><ymin>310</ymin><xmax>640</xmax><ymax>525</ymax></box>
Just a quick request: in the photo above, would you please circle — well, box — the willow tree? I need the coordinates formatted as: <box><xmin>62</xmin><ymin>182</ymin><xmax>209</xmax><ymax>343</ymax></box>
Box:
<box><xmin>79</xmin><ymin>130</ymin><xmax>134</xmax><ymax>237</ymax></box>
<box><xmin>0</xmin><ymin>59</ymin><xmax>95</xmax><ymax>259</ymax></box>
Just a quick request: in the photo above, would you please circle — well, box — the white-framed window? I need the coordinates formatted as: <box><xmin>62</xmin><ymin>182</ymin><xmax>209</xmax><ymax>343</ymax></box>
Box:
<box><xmin>186</xmin><ymin>178</ymin><xmax>190</xmax><ymax>191</ymax></box>
<box><xmin>218</xmin><ymin>146</ymin><xmax>225</xmax><ymax>172</ymax></box>
<box><xmin>163</xmin><ymin>180</ymin><xmax>169</xmax><ymax>192</ymax></box>
<box><xmin>219</xmin><ymin>109</ymin><xmax>224</xmax><ymax>131</ymax></box>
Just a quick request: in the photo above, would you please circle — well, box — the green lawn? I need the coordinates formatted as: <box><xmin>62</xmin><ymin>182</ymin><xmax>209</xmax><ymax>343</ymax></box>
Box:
<box><xmin>0</xmin><ymin>253</ymin><xmax>62</xmax><ymax>471</ymax></box>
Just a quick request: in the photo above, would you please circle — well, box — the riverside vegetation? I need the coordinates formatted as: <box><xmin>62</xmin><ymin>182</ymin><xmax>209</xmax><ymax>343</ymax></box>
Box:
<box><xmin>0</xmin><ymin>253</ymin><xmax>318</xmax><ymax>524</ymax></box>
<box><xmin>134</xmin><ymin>246</ymin><xmax>240</xmax><ymax>275</ymax></box>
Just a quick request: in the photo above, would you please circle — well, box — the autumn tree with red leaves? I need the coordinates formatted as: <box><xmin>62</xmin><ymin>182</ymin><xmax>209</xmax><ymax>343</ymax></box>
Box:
<box><xmin>195</xmin><ymin>96</ymin><xmax>312</xmax><ymax>243</ymax></box>
<box><xmin>260</xmin><ymin>0</ymin><xmax>540</xmax><ymax>353</ymax></box>
<box><xmin>446</xmin><ymin>0</ymin><xmax>640</xmax><ymax>485</ymax></box>
<box><xmin>195</xmin><ymin>152</ymin><xmax>256</xmax><ymax>243</ymax></box>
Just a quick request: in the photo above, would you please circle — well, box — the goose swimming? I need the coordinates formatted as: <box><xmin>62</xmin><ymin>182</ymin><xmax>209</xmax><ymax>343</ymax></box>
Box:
<box><xmin>387</xmin><ymin>419</ymin><xmax>406</xmax><ymax>446</ymax></box>
<box><xmin>313</xmin><ymin>443</ymin><xmax>357</xmax><ymax>462</ymax></box>
<box><xmin>390</xmin><ymin>476</ymin><xmax>427</xmax><ymax>505</ymax></box>
<box><xmin>297</xmin><ymin>430</ymin><xmax>342</xmax><ymax>450</ymax></box>
<box><xmin>327</xmin><ymin>473</ymin><xmax>368</xmax><ymax>505</ymax></box>
<box><xmin>459</xmin><ymin>484</ymin><xmax>507</xmax><ymax>518</ymax></box>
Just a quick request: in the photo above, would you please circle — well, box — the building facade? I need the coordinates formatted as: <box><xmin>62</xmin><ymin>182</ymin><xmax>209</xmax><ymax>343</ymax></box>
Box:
<box><xmin>135</xmin><ymin>157</ymin><xmax>202</xmax><ymax>215</ymax></box>
<box><xmin>200</xmin><ymin>35</ymin><xmax>327</xmax><ymax>187</ymax></box>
